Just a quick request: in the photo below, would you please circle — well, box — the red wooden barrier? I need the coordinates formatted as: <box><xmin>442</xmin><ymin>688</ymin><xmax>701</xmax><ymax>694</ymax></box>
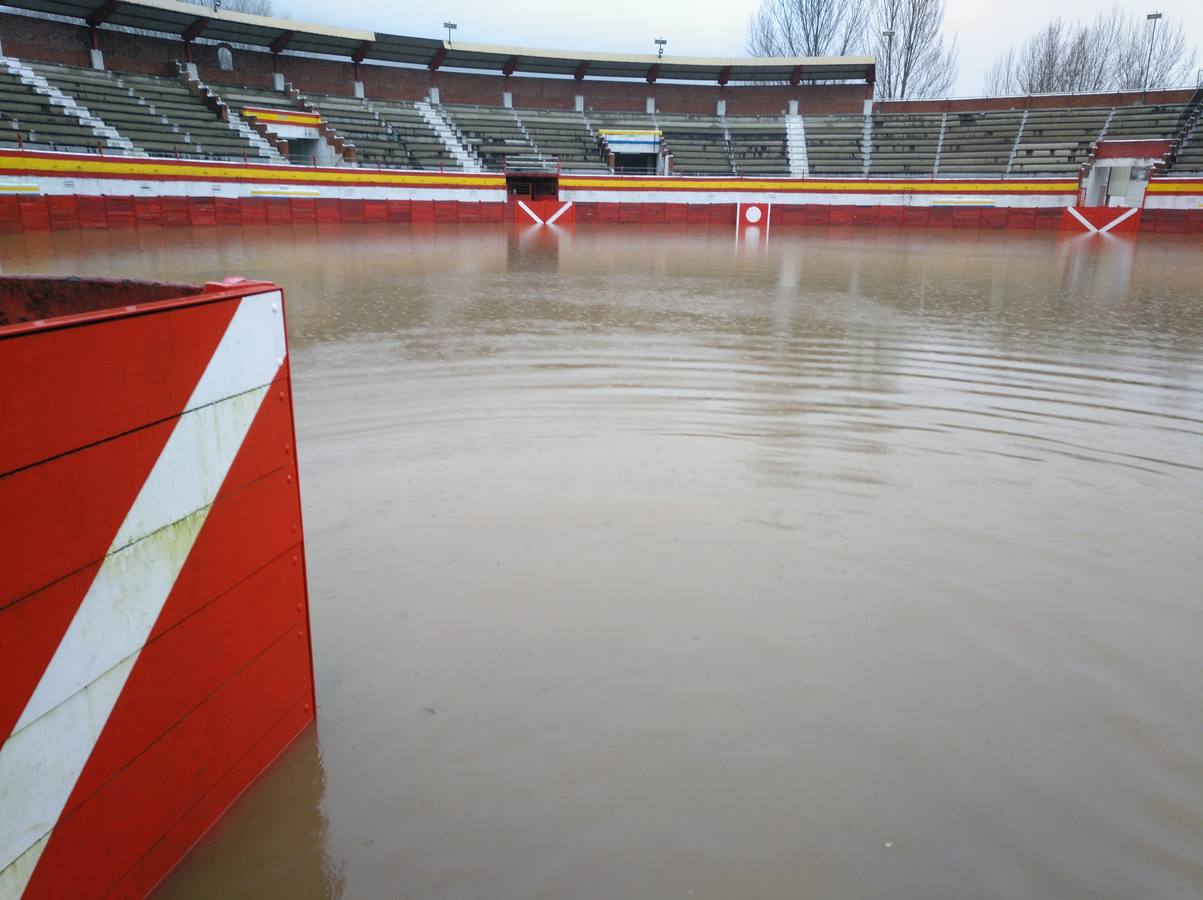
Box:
<box><xmin>0</xmin><ymin>276</ymin><xmax>315</xmax><ymax>899</ymax></box>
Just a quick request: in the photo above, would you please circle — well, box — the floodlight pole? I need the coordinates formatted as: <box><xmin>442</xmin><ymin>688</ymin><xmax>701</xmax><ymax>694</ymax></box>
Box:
<box><xmin>444</xmin><ymin>21</ymin><xmax>457</xmax><ymax>48</ymax></box>
<box><xmin>655</xmin><ymin>38</ymin><xmax>667</xmax><ymax>59</ymax></box>
<box><xmin>882</xmin><ymin>30</ymin><xmax>895</xmax><ymax>100</ymax></box>
<box><xmin>1142</xmin><ymin>12</ymin><xmax>1162</xmax><ymax>103</ymax></box>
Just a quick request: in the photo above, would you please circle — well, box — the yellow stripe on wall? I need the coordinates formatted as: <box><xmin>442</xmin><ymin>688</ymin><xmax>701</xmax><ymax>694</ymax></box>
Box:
<box><xmin>0</xmin><ymin>154</ymin><xmax>505</xmax><ymax>189</ymax></box>
<box><xmin>1146</xmin><ymin>180</ymin><xmax>1203</xmax><ymax>194</ymax></box>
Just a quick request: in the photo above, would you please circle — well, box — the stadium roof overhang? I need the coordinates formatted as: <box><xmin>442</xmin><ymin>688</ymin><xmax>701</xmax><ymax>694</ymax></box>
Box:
<box><xmin>2</xmin><ymin>0</ymin><xmax>875</xmax><ymax>83</ymax></box>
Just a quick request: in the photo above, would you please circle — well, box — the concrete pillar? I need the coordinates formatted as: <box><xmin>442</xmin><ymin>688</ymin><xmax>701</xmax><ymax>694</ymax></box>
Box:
<box><xmin>574</xmin><ymin>94</ymin><xmax>584</xmax><ymax>112</ymax></box>
<box><xmin>645</xmin><ymin>96</ymin><xmax>655</xmax><ymax>114</ymax></box>
<box><xmin>353</xmin><ymin>80</ymin><xmax>365</xmax><ymax>98</ymax></box>
<box><xmin>89</xmin><ymin>49</ymin><xmax>104</xmax><ymax>71</ymax></box>
<box><xmin>716</xmin><ymin>98</ymin><xmax>726</xmax><ymax>116</ymax></box>
<box><xmin>863</xmin><ymin>98</ymin><xmax>873</xmax><ymax>114</ymax></box>
<box><xmin>273</xmin><ymin>72</ymin><xmax>285</xmax><ymax>91</ymax></box>
<box><xmin>429</xmin><ymin>86</ymin><xmax>440</xmax><ymax>104</ymax></box>
<box><xmin>503</xmin><ymin>91</ymin><xmax>512</xmax><ymax>108</ymax></box>
<box><xmin>788</xmin><ymin>99</ymin><xmax>798</xmax><ymax>115</ymax></box>
<box><xmin>184</xmin><ymin>61</ymin><xmax>199</xmax><ymax>80</ymax></box>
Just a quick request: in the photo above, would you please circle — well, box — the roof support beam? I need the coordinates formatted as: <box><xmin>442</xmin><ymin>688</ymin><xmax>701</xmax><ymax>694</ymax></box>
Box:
<box><xmin>428</xmin><ymin>47</ymin><xmax>446</xmax><ymax>71</ymax></box>
<box><xmin>270</xmin><ymin>30</ymin><xmax>294</xmax><ymax>54</ymax></box>
<box><xmin>351</xmin><ymin>40</ymin><xmax>373</xmax><ymax>63</ymax></box>
<box><xmin>502</xmin><ymin>55</ymin><xmax>518</xmax><ymax>76</ymax></box>
<box><xmin>790</xmin><ymin>65</ymin><xmax>802</xmax><ymax>86</ymax></box>
<box><xmin>181</xmin><ymin>16</ymin><xmax>209</xmax><ymax>42</ymax></box>
<box><xmin>646</xmin><ymin>64</ymin><xmax>659</xmax><ymax>84</ymax></box>
<box><xmin>86</xmin><ymin>0</ymin><xmax>119</xmax><ymax>28</ymax></box>
<box><xmin>717</xmin><ymin>65</ymin><xmax>730</xmax><ymax>86</ymax></box>
<box><xmin>574</xmin><ymin>61</ymin><xmax>589</xmax><ymax>81</ymax></box>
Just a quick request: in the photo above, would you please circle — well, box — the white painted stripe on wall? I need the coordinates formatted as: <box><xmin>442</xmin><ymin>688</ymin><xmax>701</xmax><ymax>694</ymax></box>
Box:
<box><xmin>16</xmin><ymin>176</ymin><xmax>506</xmax><ymax>203</ymax></box>
<box><xmin>0</xmin><ymin>291</ymin><xmax>286</xmax><ymax>895</ymax></box>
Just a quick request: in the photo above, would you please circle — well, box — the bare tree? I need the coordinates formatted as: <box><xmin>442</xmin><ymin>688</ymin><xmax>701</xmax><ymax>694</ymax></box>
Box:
<box><xmin>746</xmin><ymin>0</ymin><xmax>871</xmax><ymax>58</ymax></box>
<box><xmin>869</xmin><ymin>0</ymin><xmax>957</xmax><ymax>99</ymax></box>
<box><xmin>187</xmin><ymin>0</ymin><xmax>276</xmax><ymax>15</ymax></box>
<box><xmin>985</xmin><ymin>8</ymin><xmax>1197</xmax><ymax>95</ymax></box>
<box><xmin>747</xmin><ymin>0</ymin><xmax>956</xmax><ymax>98</ymax></box>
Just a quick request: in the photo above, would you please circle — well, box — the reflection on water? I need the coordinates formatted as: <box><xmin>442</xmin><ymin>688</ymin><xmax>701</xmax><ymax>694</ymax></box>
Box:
<box><xmin>2</xmin><ymin>225</ymin><xmax>1201</xmax><ymax>899</ymax></box>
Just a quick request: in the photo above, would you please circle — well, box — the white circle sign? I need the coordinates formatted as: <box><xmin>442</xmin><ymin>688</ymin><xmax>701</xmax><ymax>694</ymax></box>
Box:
<box><xmin>744</xmin><ymin>206</ymin><xmax>763</xmax><ymax>224</ymax></box>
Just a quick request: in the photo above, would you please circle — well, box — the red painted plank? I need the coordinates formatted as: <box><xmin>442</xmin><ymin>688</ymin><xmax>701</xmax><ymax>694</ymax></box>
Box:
<box><xmin>0</xmin><ymin>195</ymin><xmax>21</xmax><ymax>231</ymax></box>
<box><xmin>385</xmin><ymin>199</ymin><xmax>411</xmax><ymax>223</ymax></box>
<box><xmin>0</xmin><ymin>562</ymin><xmax>99</xmax><ymax>742</ymax></box>
<box><xmin>265</xmin><ymin>199</ymin><xmax>293</xmax><ymax>225</ymax></box>
<box><xmin>134</xmin><ymin>197</ymin><xmax>163</xmax><ymax>227</ymax></box>
<box><xmin>315</xmin><ymin>198</ymin><xmax>341</xmax><ymax>224</ymax></box>
<box><xmin>0</xmin><ymin>296</ymin><xmax>238</xmax><ymax>475</ymax></box>
<box><xmin>953</xmin><ymin>208</ymin><xmax>982</xmax><ymax>228</ymax></box>
<box><xmin>903</xmin><ymin>206</ymin><xmax>930</xmax><ymax>227</ymax></box>
<box><xmin>105</xmin><ymin>705</ymin><xmax>313</xmax><ymax>900</ymax></box>
<box><xmin>23</xmin><ymin>631</ymin><xmax>312</xmax><ymax>899</ymax></box>
<box><xmin>213</xmin><ymin>197</ymin><xmax>241</xmax><ymax>226</ymax></box>
<box><xmin>66</xmin><ymin>549</ymin><xmax>306</xmax><ymax>810</ymax></box>
<box><xmin>709</xmin><ymin>204</ymin><xmax>736</xmax><ymax>225</ymax></box>
<box><xmin>47</xmin><ymin>196</ymin><xmax>80</xmax><ymax>230</ymax></box>
<box><xmin>290</xmin><ymin>198</ymin><xmax>317</xmax><ymax>224</ymax></box>
<box><xmin>160</xmin><ymin>197</ymin><xmax>190</xmax><ymax>228</ymax></box>
<box><xmin>597</xmin><ymin>202</ymin><xmax>619</xmax><ymax>224</ymax></box>
<box><xmin>852</xmin><ymin>206</ymin><xmax>879</xmax><ymax>226</ymax></box>
<box><xmin>363</xmin><ymin>199</ymin><xmax>388</xmax><ymax>223</ymax></box>
<box><xmin>803</xmin><ymin>204</ymin><xmax>830</xmax><ymax>225</ymax></box>
<box><xmin>239</xmin><ymin>198</ymin><xmax>268</xmax><ymax>226</ymax></box>
<box><xmin>480</xmin><ymin>202</ymin><xmax>505</xmax><ymax>223</ymax></box>
<box><xmin>434</xmin><ymin>200</ymin><xmax>459</xmax><ymax>223</ymax></box>
<box><xmin>17</xmin><ymin>196</ymin><xmax>50</xmax><ymax>230</ymax></box>
<box><xmin>0</xmin><ymin>369</ymin><xmax>290</xmax><ymax>604</ymax></box>
<box><xmin>411</xmin><ymin>200</ymin><xmax>435</xmax><ymax>224</ymax></box>
<box><xmin>104</xmin><ymin>196</ymin><xmax>136</xmax><ymax>230</ymax></box>
<box><xmin>980</xmin><ymin>208</ymin><xmax>1008</xmax><ymax>229</ymax></box>
<box><xmin>927</xmin><ymin>206</ymin><xmax>955</xmax><ymax>228</ymax></box>
<box><xmin>339</xmin><ymin>199</ymin><xmax>365</xmax><ymax>223</ymax></box>
<box><xmin>188</xmin><ymin>198</ymin><xmax>217</xmax><ymax>227</ymax></box>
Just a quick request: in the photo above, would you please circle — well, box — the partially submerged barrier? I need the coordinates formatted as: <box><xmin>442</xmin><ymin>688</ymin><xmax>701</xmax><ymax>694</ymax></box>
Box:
<box><xmin>0</xmin><ymin>150</ymin><xmax>1198</xmax><ymax>234</ymax></box>
<box><xmin>0</xmin><ymin>276</ymin><xmax>315</xmax><ymax>898</ymax></box>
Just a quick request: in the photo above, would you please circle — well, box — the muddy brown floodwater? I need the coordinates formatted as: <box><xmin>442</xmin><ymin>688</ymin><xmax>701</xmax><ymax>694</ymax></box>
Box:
<box><xmin>3</xmin><ymin>225</ymin><xmax>1201</xmax><ymax>899</ymax></box>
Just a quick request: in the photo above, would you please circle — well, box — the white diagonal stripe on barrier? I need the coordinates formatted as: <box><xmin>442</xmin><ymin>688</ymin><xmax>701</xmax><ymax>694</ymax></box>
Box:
<box><xmin>1066</xmin><ymin>206</ymin><xmax>1099</xmax><ymax>233</ymax></box>
<box><xmin>545</xmin><ymin>201</ymin><xmax>573</xmax><ymax>225</ymax></box>
<box><xmin>0</xmin><ymin>290</ymin><xmax>286</xmax><ymax>895</ymax></box>
<box><xmin>516</xmin><ymin>200</ymin><xmax>543</xmax><ymax>224</ymax></box>
<box><xmin>1098</xmin><ymin>206</ymin><xmax>1139</xmax><ymax>234</ymax></box>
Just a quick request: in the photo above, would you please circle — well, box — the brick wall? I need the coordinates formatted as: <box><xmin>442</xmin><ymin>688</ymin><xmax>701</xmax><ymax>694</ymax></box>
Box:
<box><xmin>0</xmin><ymin>11</ymin><xmax>867</xmax><ymax>114</ymax></box>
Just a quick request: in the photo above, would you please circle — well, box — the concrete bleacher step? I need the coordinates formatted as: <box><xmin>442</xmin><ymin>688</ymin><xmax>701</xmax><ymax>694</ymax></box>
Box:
<box><xmin>415</xmin><ymin>101</ymin><xmax>480</xmax><ymax>171</ymax></box>
<box><xmin>0</xmin><ymin>55</ymin><xmax>137</xmax><ymax>154</ymax></box>
<box><xmin>784</xmin><ymin>115</ymin><xmax>807</xmax><ymax>177</ymax></box>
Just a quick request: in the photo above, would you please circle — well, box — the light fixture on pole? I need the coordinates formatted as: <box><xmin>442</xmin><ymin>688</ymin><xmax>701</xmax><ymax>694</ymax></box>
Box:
<box><xmin>882</xmin><ymin>30</ymin><xmax>895</xmax><ymax>99</ymax></box>
<box><xmin>444</xmin><ymin>21</ymin><xmax>457</xmax><ymax>47</ymax></box>
<box><xmin>655</xmin><ymin>37</ymin><xmax>667</xmax><ymax>58</ymax></box>
<box><xmin>1142</xmin><ymin>12</ymin><xmax>1162</xmax><ymax>103</ymax></box>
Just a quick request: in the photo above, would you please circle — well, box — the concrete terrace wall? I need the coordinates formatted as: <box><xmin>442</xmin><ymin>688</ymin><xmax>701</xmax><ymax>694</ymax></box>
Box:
<box><xmin>0</xmin><ymin>11</ymin><xmax>865</xmax><ymax>114</ymax></box>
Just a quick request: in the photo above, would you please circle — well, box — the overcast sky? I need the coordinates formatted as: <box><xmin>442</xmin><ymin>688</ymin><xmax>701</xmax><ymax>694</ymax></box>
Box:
<box><xmin>274</xmin><ymin>0</ymin><xmax>1202</xmax><ymax>96</ymax></box>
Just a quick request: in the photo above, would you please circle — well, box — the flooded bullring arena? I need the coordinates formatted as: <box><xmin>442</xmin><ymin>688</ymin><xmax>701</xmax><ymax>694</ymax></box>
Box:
<box><xmin>3</xmin><ymin>224</ymin><xmax>1200</xmax><ymax>898</ymax></box>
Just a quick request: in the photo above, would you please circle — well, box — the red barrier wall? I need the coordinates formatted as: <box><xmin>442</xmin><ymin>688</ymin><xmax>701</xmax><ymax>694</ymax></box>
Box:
<box><xmin>0</xmin><ymin>196</ymin><xmax>508</xmax><ymax>232</ymax></box>
<box><xmin>0</xmin><ymin>277</ymin><xmax>315</xmax><ymax>898</ymax></box>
